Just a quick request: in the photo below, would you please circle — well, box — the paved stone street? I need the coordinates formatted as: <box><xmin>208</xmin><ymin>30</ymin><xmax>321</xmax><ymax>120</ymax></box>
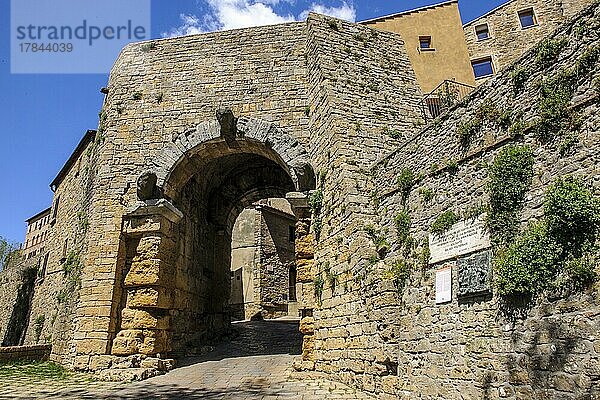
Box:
<box><xmin>0</xmin><ymin>321</ymin><xmax>373</xmax><ymax>399</ymax></box>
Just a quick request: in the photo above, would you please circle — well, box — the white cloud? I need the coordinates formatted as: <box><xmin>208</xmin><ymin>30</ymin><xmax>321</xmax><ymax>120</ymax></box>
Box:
<box><xmin>209</xmin><ymin>0</ymin><xmax>295</xmax><ymax>31</ymax></box>
<box><xmin>300</xmin><ymin>2</ymin><xmax>356</xmax><ymax>22</ymax></box>
<box><xmin>165</xmin><ymin>14</ymin><xmax>205</xmax><ymax>37</ymax></box>
<box><xmin>163</xmin><ymin>0</ymin><xmax>355</xmax><ymax>37</ymax></box>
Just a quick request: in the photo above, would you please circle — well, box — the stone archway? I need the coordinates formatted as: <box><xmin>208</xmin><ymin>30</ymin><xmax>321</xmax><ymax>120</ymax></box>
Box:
<box><xmin>110</xmin><ymin>110</ymin><xmax>316</xmax><ymax>361</ymax></box>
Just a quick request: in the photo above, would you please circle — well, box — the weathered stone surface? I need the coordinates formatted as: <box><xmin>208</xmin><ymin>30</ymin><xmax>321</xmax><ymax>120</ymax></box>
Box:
<box><xmin>120</xmin><ymin>308</ymin><xmax>170</xmax><ymax>330</ymax></box>
<box><xmin>97</xmin><ymin>367</ymin><xmax>161</xmax><ymax>382</ymax></box>
<box><xmin>127</xmin><ymin>287</ymin><xmax>173</xmax><ymax>309</ymax></box>
<box><xmin>300</xmin><ymin>316</ymin><xmax>315</xmax><ymax>335</ymax></box>
<box><xmin>295</xmin><ymin>234</ymin><xmax>314</xmax><ymax>259</ymax></box>
<box><xmin>111</xmin><ymin>330</ymin><xmax>144</xmax><ymax>356</ymax></box>
<box><xmin>296</xmin><ymin>259</ymin><xmax>315</xmax><ymax>282</ymax></box>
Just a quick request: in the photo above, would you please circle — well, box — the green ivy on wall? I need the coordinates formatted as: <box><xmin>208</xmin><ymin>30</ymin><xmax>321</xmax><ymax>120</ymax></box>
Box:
<box><xmin>430</xmin><ymin>210</ymin><xmax>459</xmax><ymax>235</ymax></box>
<box><xmin>487</xmin><ymin>145</ymin><xmax>534</xmax><ymax>247</ymax></box>
<box><xmin>495</xmin><ymin>177</ymin><xmax>599</xmax><ymax>296</ymax></box>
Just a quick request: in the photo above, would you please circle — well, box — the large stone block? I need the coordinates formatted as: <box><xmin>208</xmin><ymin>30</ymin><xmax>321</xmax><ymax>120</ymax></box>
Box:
<box><xmin>300</xmin><ymin>316</ymin><xmax>315</xmax><ymax>334</ymax></box>
<box><xmin>302</xmin><ymin>334</ymin><xmax>316</xmax><ymax>361</ymax></box>
<box><xmin>121</xmin><ymin>308</ymin><xmax>170</xmax><ymax>330</ymax></box>
<box><xmin>127</xmin><ymin>287</ymin><xmax>174</xmax><ymax>309</ymax></box>
<box><xmin>295</xmin><ymin>234</ymin><xmax>314</xmax><ymax>258</ymax></box>
<box><xmin>139</xmin><ymin>329</ymin><xmax>170</xmax><ymax>355</ymax></box>
<box><xmin>124</xmin><ymin>259</ymin><xmax>166</xmax><ymax>287</ymax></box>
<box><xmin>111</xmin><ymin>329</ymin><xmax>144</xmax><ymax>356</ymax></box>
<box><xmin>296</xmin><ymin>258</ymin><xmax>315</xmax><ymax>282</ymax></box>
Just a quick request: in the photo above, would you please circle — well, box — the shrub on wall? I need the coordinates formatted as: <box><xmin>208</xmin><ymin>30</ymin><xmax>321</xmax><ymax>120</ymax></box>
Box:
<box><xmin>430</xmin><ymin>210</ymin><xmax>459</xmax><ymax>235</ymax></box>
<box><xmin>495</xmin><ymin>222</ymin><xmax>563</xmax><ymax>296</ymax></box>
<box><xmin>487</xmin><ymin>145</ymin><xmax>534</xmax><ymax>247</ymax></box>
<box><xmin>495</xmin><ymin>177</ymin><xmax>600</xmax><ymax>296</ymax></box>
<box><xmin>397</xmin><ymin>168</ymin><xmax>418</xmax><ymax>204</ymax></box>
<box><xmin>535</xmin><ymin>37</ymin><xmax>568</xmax><ymax>67</ymax></box>
<box><xmin>544</xmin><ymin>177</ymin><xmax>600</xmax><ymax>255</ymax></box>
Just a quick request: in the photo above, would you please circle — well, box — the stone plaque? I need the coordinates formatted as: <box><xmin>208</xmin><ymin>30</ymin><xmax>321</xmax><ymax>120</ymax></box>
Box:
<box><xmin>457</xmin><ymin>250</ymin><xmax>492</xmax><ymax>298</ymax></box>
<box><xmin>429</xmin><ymin>214</ymin><xmax>491</xmax><ymax>264</ymax></box>
<box><xmin>435</xmin><ymin>266</ymin><xmax>452</xmax><ymax>304</ymax></box>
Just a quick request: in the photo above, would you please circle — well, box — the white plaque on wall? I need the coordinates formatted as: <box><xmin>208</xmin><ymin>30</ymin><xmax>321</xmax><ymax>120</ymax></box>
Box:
<box><xmin>435</xmin><ymin>266</ymin><xmax>452</xmax><ymax>304</ymax></box>
<box><xmin>429</xmin><ymin>214</ymin><xmax>491</xmax><ymax>264</ymax></box>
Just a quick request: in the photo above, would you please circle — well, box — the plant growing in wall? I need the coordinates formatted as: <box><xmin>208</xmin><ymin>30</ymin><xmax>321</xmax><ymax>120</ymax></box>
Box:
<box><xmin>445</xmin><ymin>159</ymin><xmax>459</xmax><ymax>175</ymax></box>
<box><xmin>495</xmin><ymin>177</ymin><xmax>600</xmax><ymax>296</ymax></box>
<box><xmin>313</xmin><ymin>274</ymin><xmax>324</xmax><ymax>306</ymax></box>
<box><xmin>34</xmin><ymin>315</ymin><xmax>45</xmax><ymax>343</ymax></box>
<box><xmin>419</xmin><ymin>188</ymin><xmax>434</xmax><ymax>203</ymax></box>
<box><xmin>533</xmin><ymin>45</ymin><xmax>600</xmax><ymax>144</ymax></box>
<box><xmin>418</xmin><ymin>238</ymin><xmax>431</xmax><ymax>270</ymax></box>
<box><xmin>394</xmin><ymin>210</ymin><xmax>411</xmax><ymax>245</ymax></box>
<box><xmin>510</xmin><ymin>66</ymin><xmax>530</xmax><ymax>91</ymax></box>
<box><xmin>309</xmin><ymin>189</ymin><xmax>324</xmax><ymax>240</ymax></box>
<box><xmin>535</xmin><ymin>38</ymin><xmax>568</xmax><ymax>67</ymax></box>
<box><xmin>487</xmin><ymin>145</ymin><xmax>534</xmax><ymax>247</ymax></box>
<box><xmin>456</xmin><ymin>118</ymin><xmax>482</xmax><ymax>149</ymax></box>
<box><xmin>430</xmin><ymin>210</ymin><xmax>459</xmax><ymax>235</ymax></box>
<box><xmin>397</xmin><ymin>168</ymin><xmax>420</xmax><ymax>204</ymax></box>
<box><xmin>364</xmin><ymin>224</ymin><xmax>390</xmax><ymax>259</ymax></box>
<box><xmin>385</xmin><ymin>259</ymin><xmax>411</xmax><ymax>295</ymax></box>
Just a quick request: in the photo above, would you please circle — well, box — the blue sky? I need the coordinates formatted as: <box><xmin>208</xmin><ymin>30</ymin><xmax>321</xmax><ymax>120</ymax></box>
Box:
<box><xmin>0</xmin><ymin>0</ymin><xmax>505</xmax><ymax>243</ymax></box>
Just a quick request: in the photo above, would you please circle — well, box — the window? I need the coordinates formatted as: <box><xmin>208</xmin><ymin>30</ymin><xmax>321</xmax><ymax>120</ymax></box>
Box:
<box><xmin>38</xmin><ymin>253</ymin><xmax>49</xmax><ymax>281</ymax></box>
<box><xmin>471</xmin><ymin>57</ymin><xmax>494</xmax><ymax>79</ymax></box>
<box><xmin>475</xmin><ymin>24</ymin><xmax>489</xmax><ymax>41</ymax></box>
<box><xmin>419</xmin><ymin>36</ymin><xmax>433</xmax><ymax>51</ymax></box>
<box><xmin>518</xmin><ymin>8</ymin><xmax>537</xmax><ymax>28</ymax></box>
<box><xmin>288</xmin><ymin>226</ymin><xmax>296</xmax><ymax>243</ymax></box>
<box><xmin>51</xmin><ymin>196</ymin><xmax>60</xmax><ymax>221</ymax></box>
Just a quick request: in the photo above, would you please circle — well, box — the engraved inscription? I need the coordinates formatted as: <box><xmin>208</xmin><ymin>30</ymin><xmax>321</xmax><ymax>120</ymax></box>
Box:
<box><xmin>429</xmin><ymin>215</ymin><xmax>491</xmax><ymax>264</ymax></box>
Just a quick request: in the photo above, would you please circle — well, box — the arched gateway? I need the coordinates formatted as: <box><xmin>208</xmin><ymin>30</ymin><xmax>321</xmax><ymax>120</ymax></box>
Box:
<box><xmin>110</xmin><ymin>110</ymin><xmax>316</xmax><ymax>357</ymax></box>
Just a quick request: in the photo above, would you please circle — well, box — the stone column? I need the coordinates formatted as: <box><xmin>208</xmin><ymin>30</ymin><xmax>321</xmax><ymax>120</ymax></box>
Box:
<box><xmin>286</xmin><ymin>192</ymin><xmax>316</xmax><ymax>370</ymax></box>
<box><xmin>111</xmin><ymin>200</ymin><xmax>182</xmax><ymax>357</ymax></box>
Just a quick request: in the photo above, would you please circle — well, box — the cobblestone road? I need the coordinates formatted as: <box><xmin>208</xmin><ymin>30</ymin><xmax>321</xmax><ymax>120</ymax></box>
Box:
<box><xmin>0</xmin><ymin>321</ymin><xmax>373</xmax><ymax>399</ymax></box>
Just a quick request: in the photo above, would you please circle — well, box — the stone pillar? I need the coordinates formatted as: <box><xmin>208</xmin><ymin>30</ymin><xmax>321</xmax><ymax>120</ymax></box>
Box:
<box><xmin>286</xmin><ymin>192</ymin><xmax>316</xmax><ymax>370</ymax></box>
<box><xmin>111</xmin><ymin>200</ymin><xmax>182</xmax><ymax>357</ymax></box>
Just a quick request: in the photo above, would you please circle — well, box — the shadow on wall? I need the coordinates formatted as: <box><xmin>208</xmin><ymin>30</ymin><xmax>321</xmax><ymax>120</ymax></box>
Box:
<box><xmin>494</xmin><ymin>292</ymin><xmax>599</xmax><ymax>398</ymax></box>
<box><xmin>2</xmin><ymin>265</ymin><xmax>37</xmax><ymax>346</ymax></box>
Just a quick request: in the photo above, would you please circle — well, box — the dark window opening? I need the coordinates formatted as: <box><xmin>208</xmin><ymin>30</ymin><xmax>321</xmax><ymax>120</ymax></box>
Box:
<box><xmin>475</xmin><ymin>24</ymin><xmax>489</xmax><ymax>41</ymax></box>
<box><xmin>519</xmin><ymin>8</ymin><xmax>537</xmax><ymax>28</ymax></box>
<box><xmin>51</xmin><ymin>196</ymin><xmax>60</xmax><ymax>221</ymax></box>
<box><xmin>289</xmin><ymin>266</ymin><xmax>297</xmax><ymax>302</ymax></box>
<box><xmin>419</xmin><ymin>36</ymin><xmax>433</xmax><ymax>51</ymax></box>
<box><xmin>472</xmin><ymin>57</ymin><xmax>494</xmax><ymax>79</ymax></box>
<box><xmin>288</xmin><ymin>226</ymin><xmax>296</xmax><ymax>243</ymax></box>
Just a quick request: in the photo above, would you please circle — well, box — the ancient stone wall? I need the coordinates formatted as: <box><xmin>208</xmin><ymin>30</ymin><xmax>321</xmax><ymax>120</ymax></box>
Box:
<box><xmin>360</xmin><ymin>4</ymin><xmax>600</xmax><ymax>398</ymax></box>
<box><xmin>229</xmin><ymin>201</ymin><xmax>296</xmax><ymax>321</ymax></box>
<box><xmin>230</xmin><ymin>207</ymin><xmax>261</xmax><ymax>320</ymax></box>
<box><xmin>464</xmin><ymin>0</ymin><xmax>596</xmax><ymax>85</ymax></box>
<box><xmin>304</xmin><ymin>12</ymin><xmax>424</xmax><ymax>381</ymax></box>
<box><xmin>257</xmin><ymin>204</ymin><xmax>296</xmax><ymax>317</ymax></box>
<box><xmin>23</xmin><ymin>134</ymin><xmax>98</xmax><ymax>367</ymax></box>
<box><xmin>0</xmin><ymin>259</ymin><xmax>38</xmax><ymax>347</ymax></box>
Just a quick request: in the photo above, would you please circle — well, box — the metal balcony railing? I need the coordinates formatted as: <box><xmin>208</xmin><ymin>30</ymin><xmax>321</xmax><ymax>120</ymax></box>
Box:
<box><xmin>420</xmin><ymin>80</ymin><xmax>475</xmax><ymax>121</ymax></box>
